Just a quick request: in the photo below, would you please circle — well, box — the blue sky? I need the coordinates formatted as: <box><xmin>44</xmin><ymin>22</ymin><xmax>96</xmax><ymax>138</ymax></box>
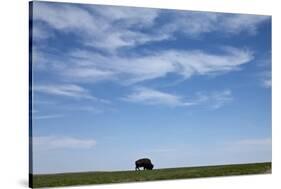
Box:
<box><xmin>31</xmin><ymin>1</ymin><xmax>271</xmax><ymax>174</ymax></box>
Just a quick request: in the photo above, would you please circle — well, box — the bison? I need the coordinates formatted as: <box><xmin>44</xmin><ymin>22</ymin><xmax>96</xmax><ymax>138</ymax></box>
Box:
<box><xmin>135</xmin><ymin>158</ymin><xmax>154</xmax><ymax>170</ymax></box>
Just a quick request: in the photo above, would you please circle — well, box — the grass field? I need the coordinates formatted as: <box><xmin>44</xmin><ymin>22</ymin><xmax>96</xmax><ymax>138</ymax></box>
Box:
<box><xmin>31</xmin><ymin>162</ymin><xmax>271</xmax><ymax>188</ymax></box>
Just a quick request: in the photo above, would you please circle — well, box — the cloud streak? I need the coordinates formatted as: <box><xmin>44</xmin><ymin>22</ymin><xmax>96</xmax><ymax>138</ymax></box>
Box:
<box><xmin>122</xmin><ymin>87</ymin><xmax>195</xmax><ymax>107</ymax></box>
<box><xmin>33</xmin><ymin>136</ymin><xmax>97</xmax><ymax>150</ymax></box>
<box><xmin>161</xmin><ymin>12</ymin><xmax>269</xmax><ymax>38</ymax></box>
<box><xmin>62</xmin><ymin>47</ymin><xmax>254</xmax><ymax>85</ymax></box>
<box><xmin>263</xmin><ymin>78</ymin><xmax>271</xmax><ymax>88</ymax></box>
<box><xmin>33</xmin><ymin>84</ymin><xmax>100</xmax><ymax>101</ymax></box>
<box><xmin>33</xmin><ymin>114</ymin><xmax>64</xmax><ymax>120</ymax></box>
<box><xmin>31</xmin><ymin>2</ymin><xmax>266</xmax><ymax>112</ymax></box>
<box><xmin>122</xmin><ymin>87</ymin><xmax>233</xmax><ymax>108</ymax></box>
<box><xmin>33</xmin><ymin>2</ymin><xmax>163</xmax><ymax>52</ymax></box>
<box><xmin>32</xmin><ymin>2</ymin><xmax>269</xmax><ymax>53</ymax></box>
<box><xmin>32</xmin><ymin>2</ymin><xmax>259</xmax><ymax>87</ymax></box>
<box><xmin>210</xmin><ymin>90</ymin><xmax>233</xmax><ymax>109</ymax></box>
<box><xmin>262</xmin><ymin>70</ymin><xmax>272</xmax><ymax>88</ymax></box>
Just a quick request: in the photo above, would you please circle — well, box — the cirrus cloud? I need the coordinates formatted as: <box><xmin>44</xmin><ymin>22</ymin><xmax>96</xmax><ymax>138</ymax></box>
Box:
<box><xmin>32</xmin><ymin>2</ymin><xmax>269</xmax><ymax>53</ymax></box>
<box><xmin>33</xmin><ymin>84</ymin><xmax>99</xmax><ymax>100</ymax></box>
<box><xmin>62</xmin><ymin>47</ymin><xmax>254</xmax><ymax>84</ymax></box>
<box><xmin>121</xmin><ymin>87</ymin><xmax>233</xmax><ymax>108</ymax></box>
<box><xmin>121</xmin><ymin>87</ymin><xmax>195</xmax><ymax>107</ymax></box>
<box><xmin>33</xmin><ymin>136</ymin><xmax>97</xmax><ymax>150</ymax></box>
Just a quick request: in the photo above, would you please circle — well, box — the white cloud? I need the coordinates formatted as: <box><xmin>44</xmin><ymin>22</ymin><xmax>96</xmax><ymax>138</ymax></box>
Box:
<box><xmin>33</xmin><ymin>136</ymin><xmax>96</xmax><ymax>150</ymax></box>
<box><xmin>63</xmin><ymin>67</ymin><xmax>115</xmax><ymax>83</ymax></box>
<box><xmin>31</xmin><ymin>3</ymin><xmax>261</xmax><ymax>87</ymax></box>
<box><xmin>32</xmin><ymin>25</ymin><xmax>54</xmax><ymax>40</ymax></box>
<box><xmin>211</xmin><ymin>90</ymin><xmax>233</xmax><ymax>109</ymax></box>
<box><xmin>263</xmin><ymin>78</ymin><xmax>272</xmax><ymax>88</ymax></box>
<box><xmin>161</xmin><ymin>11</ymin><xmax>218</xmax><ymax>37</ymax></box>
<box><xmin>256</xmin><ymin>55</ymin><xmax>271</xmax><ymax>88</ymax></box>
<box><xmin>32</xmin><ymin>2</ymin><xmax>269</xmax><ymax>53</ymax></box>
<box><xmin>33</xmin><ymin>114</ymin><xmax>64</xmax><ymax>120</ymax></box>
<box><xmin>33</xmin><ymin>84</ymin><xmax>97</xmax><ymax>100</ymax></box>
<box><xmin>33</xmin><ymin>2</ymin><xmax>163</xmax><ymax>52</ymax></box>
<box><xmin>62</xmin><ymin>48</ymin><xmax>253</xmax><ymax>84</ymax></box>
<box><xmin>33</xmin><ymin>83</ymin><xmax>111</xmax><ymax>116</ymax></box>
<box><xmin>220</xmin><ymin>14</ymin><xmax>269</xmax><ymax>35</ymax></box>
<box><xmin>122</xmin><ymin>87</ymin><xmax>233</xmax><ymax>108</ymax></box>
<box><xmin>91</xmin><ymin>5</ymin><xmax>159</xmax><ymax>28</ymax></box>
<box><xmin>162</xmin><ymin>12</ymin><xmax>269</xmax><ymax>38</ymax></box>
<box><xmin>33</xmin><ymin>3</ymin><xmax>101</xmax><ymax>33</ymax></box>
<box><xmin>122</xmin><ymin>87</ymin><xmax>195</xmax><ymax>107</ymax></box>
<box><xmin>261</xmin><ymin>70</ymin><xmax>272</xmax><ymax>88</ymax></box>
<box><xmin>30</xmin><ymin>3</ymin><xmax>266</xmax><ymax>112</ymax></box>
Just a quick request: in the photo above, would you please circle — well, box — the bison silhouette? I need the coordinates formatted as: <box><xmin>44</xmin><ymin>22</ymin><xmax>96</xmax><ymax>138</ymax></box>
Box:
<box><xmin>135</xmin><ymin>158</ymin><xmax>154</xmax><ymax>170</ymax></box>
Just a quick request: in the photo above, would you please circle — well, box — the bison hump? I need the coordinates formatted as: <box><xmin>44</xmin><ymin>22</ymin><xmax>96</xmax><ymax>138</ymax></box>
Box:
<box><xmin>136</xmin><ymin>158</ymin><xmax>152</xmax><ymax>163</ymax></box>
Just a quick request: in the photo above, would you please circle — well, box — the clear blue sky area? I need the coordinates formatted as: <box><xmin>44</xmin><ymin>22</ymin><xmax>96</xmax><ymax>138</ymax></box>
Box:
<box><xmin>31</xmin><ymin>1</ymin><xmax>271</xmax><ymax>174</ymax></box>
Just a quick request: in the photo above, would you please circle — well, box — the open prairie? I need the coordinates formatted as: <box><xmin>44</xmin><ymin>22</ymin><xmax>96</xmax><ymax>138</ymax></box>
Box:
<box><xmin>32</xmin><ymin>162</ymin><xmax>271</xmax><ymax>188</ymax></box>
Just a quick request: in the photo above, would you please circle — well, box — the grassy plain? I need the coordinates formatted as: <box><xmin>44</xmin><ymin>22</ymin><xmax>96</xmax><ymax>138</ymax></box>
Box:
<box><xmin>31</xmin><ymin>162</ymin><xmax>271</xmax><ymax>188</ymax></box>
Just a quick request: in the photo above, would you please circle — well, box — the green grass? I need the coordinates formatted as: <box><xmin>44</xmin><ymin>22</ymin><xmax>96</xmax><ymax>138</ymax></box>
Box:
<box><xmin>31</xmin><ymin>162</ymin><xmax>271</xmax><ymax>188</ymax></box>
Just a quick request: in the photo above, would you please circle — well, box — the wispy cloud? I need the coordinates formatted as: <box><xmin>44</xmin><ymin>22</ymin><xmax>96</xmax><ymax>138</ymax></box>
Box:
<box><xmin>260</xmin><ymin>57</ymin><xmax>272</xmax><ymax>88</ymax></box>
<box><xmin>33</xmin><ymin>2</ymin><xmax>269</xmax><ymax>53</ymax></box>
<box><xmin>33</xmin><ymin>136</ymin><xmax>97</xmax><ymax>150</ymax></box>
<box><xmin>32</xmin><ymin>24</ymin><xmax>54</xmax><ymax>40</ymax></box>
<box><xmin>219</xmin><ymin>14</ymin><xmax>269</xmax><ymax>35</ymax></box>
<box><xmin>210</xmin><ymin>90</ymin><xmax>233</xmax><ymax>109</ymax></box>
<box><xmin>61</xmin><ymin>104</ymin><xmax>112</xmax><ymax>115</ymax></box>
<box><xmin>61</xmin><ymin>47</ymin><xmax>253</xmax><ymax>85</ymax></box>
<box><xmin>263</xmin><ymin>79</ymin><xmax>271</xmax><ymax>88</ymax></box>
<box><xmin>33</xmin><ymin>84</ymin><xmax>100</xmax><ymax>101</ymax></box>
<box><xmin>122</xmin><ymin>87</ymin><xmax>233</xmax><ymax>108</ymax></box>
<box><xmin>162</xmin><ymin>12</ymin><xmax>268</xmax><ymax>38</ymax></box>
<box><xmin>33</xmin><ymin>114</ymin><xmax>64</xmax><ymax>120</ymax></box>
<box><xmin>63</xmin><ymin>67</ymin><xmax>115</xmax><ymax>83</ymax></box>
<box><xmin>256</xmin><ymin>54</ymin><xmax>271</xmax><ymax>88</ymax></box>
<box><xmin>33</xmin><ymin>84</ymin><xmax>111</xmax><ymax>117</ymax></box>
<box><xmin>33</xmin><ymin>2</ymin><xmax>163</xmax><ymax>52</ymax></box>
<box><xmin>263</xmin><ymin>71</ymin><xmax>272</xmax><ymax>88</ymax></box>
<box><xmin>122</xmin><ymin>87</ymin><xmax>195</xmax><ymax>107</ymax></box>
<box><xmin>32</xmin><ymin>2</ymin><xmax>259</xmax><ymax>87</ymax></box>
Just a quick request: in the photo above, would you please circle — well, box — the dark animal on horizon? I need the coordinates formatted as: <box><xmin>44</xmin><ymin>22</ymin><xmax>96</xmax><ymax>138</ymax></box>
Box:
<box><xmin>135</xmin><ymin>158</ymin><xmax>154</xmax><ymax>171</ymax></box>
